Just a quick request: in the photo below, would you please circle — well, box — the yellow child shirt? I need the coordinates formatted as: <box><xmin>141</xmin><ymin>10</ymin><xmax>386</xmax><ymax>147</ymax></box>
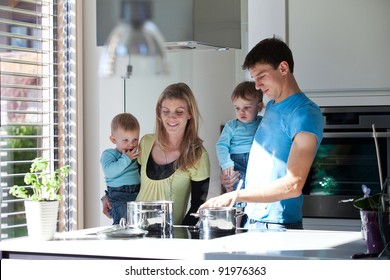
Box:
<box><xmin>136</xmin><ymin>134</ymin><xmax>210</xmax><ymax>225</ymax></box>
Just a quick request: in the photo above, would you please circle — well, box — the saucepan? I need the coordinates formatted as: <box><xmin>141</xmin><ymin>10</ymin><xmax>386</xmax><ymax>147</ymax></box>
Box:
<box><xmin>127</xmin><ymin>200</ymin><xmax>173</xmax><ymax>232</ymax></box>
<box><xmin>191</xmin><ymin>207</ymin><xmax>244</xmax><ymax>234</ymax></box>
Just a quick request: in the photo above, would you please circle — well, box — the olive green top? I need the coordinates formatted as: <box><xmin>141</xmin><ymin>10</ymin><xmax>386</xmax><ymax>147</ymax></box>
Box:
<box><xmin>137</xmin><ymin>134</ymin><xmax>210</xmax><ymax>225</ymax></box>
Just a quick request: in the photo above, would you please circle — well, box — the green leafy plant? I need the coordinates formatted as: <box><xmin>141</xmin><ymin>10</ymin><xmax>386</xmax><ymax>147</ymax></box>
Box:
<box><xmin>9</xmin><ymin>157</ymin><xmax>69</xmax><ymax>202</ymax></box>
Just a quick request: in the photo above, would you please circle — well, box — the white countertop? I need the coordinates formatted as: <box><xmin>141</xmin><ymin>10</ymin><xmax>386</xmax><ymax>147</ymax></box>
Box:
<box><xmin>0</xmin><ymin>226</ymin><xmax>369</xmax><ymax>260</ymax></box>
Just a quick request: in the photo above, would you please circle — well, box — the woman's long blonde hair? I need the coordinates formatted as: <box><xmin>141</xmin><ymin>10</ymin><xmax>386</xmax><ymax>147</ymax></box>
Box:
<box><xmin>155</xmin><ymin>83</ymin><xmax>204</xmax><ymax>171</ymax></box>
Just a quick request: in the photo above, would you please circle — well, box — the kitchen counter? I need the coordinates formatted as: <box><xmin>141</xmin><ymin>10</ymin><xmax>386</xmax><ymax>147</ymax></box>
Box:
<box><xmin>0</xmin><ymin>226</ymin><xmax>372</xmax><ymax>260</ymax></box>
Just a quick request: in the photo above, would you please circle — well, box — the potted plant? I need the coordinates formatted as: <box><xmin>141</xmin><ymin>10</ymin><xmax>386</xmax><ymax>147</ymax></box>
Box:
<box><xmin>344</xmin><ymin>184</ymin><xmax>390</xmax><ymax>255</ymax></box>
<box><xmin>9</xmin><ymin>157</ymin><xmax>69</xmax><ymax>240</ymax></box>
<box><xmin>351</xmin><ymin>185</ymin><xmax>382</xmax><ymax>211</ymax></box>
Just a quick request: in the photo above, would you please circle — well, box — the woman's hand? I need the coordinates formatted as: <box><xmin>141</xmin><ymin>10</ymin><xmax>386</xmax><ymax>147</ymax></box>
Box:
<box><xmin>101</xmin><ymin>195</ymin><xmax>112</xmax><ymax>218</ymax></box>
<box><xmin>220</xmin><ymin>170</ymin><xmax>240</xmax><ymax>192</ymax></box>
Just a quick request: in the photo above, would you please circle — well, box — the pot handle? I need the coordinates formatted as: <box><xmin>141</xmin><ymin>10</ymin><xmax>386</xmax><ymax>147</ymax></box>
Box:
<box><xmin>119</xmin><ymin>217</ymin><xmax>127</xmax><ymax>228</ymax></box>
<box><xmin>235</xmin><ymin>210</ymin><xmax>245</xmax><ymax>218</ymax></box>
<box><xmin>190</xmin><ymin>212</ymin><xmax>217</xmax><ymax>220</ymax></box>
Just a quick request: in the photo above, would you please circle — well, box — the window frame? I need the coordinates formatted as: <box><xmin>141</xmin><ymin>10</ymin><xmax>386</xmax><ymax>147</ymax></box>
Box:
<box><xmin>0</xmin><ymin>0</ymin><xmax>80</xmax><ymax>240</ymax></box>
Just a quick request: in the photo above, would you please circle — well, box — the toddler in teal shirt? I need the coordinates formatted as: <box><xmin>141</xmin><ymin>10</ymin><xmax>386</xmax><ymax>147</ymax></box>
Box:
<box><xmin>216</xmin><ymin>81</ymin><xmax>263</xmax><ymax>208</ymax></box>
<box><xmin>100</xmin><ymin>113</ymin><xmax>141</xmax><ymax>225</ymax></box>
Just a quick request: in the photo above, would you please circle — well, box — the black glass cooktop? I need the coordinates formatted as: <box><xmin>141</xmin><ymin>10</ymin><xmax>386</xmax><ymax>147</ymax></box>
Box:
<box><xmin>146</xmin><ymin>226</ymin><xmax>247</xmax><ymax>240</ymax></box>
<box><xmin>93</xmin><ymin>225</ymin><xmax>248</xmax><ymax>240</ymax></box>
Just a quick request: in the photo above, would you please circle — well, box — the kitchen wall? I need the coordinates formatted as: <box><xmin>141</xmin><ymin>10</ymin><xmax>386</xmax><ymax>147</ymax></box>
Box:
<box><xmin>83</xmin><ymin>0</ymin><xmax>390</xmax><ymax>228</ymax></box>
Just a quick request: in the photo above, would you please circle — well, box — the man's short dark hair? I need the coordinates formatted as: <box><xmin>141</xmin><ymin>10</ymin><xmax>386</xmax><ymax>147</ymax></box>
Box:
<box><xmin>242</xmin><ymin>37</ymin><xmax>294</xmax><ymax>73</ymax></box>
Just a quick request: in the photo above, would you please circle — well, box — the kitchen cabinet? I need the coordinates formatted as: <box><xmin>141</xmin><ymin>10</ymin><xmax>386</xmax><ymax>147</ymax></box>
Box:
<box><xmin>289</xmin><ymin>0</ymin><xmax>390</xmax><ymax>91</ymax></box>
<box><xmin>289</xmin><ymin>0</ymin><xmax>390</xmax><ymax>106</ymax></box>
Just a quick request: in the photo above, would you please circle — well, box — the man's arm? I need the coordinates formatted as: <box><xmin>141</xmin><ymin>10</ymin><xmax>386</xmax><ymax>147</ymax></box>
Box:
<box><xmin>200</xmin><ymin>132</ymin><xmax>318</xmax><ymax>207</ymax></box>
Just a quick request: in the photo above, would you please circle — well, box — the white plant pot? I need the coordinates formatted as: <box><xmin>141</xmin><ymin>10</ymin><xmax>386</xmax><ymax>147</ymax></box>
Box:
<box><xmin>24</xmin><ymin>200</ymin><xmax>59</xmax><ymax>241</ymax></box>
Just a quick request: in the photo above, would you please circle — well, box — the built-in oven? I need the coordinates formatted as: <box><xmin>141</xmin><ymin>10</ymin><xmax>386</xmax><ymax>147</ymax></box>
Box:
<box><xmin>302</xmin><ymin>106</ymin><xmax>390</xmax><ymax>219</ymax></box>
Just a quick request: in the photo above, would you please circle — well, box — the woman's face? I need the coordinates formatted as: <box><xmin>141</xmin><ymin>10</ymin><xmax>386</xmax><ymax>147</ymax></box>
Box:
<box><xmin>160</xmin><ymin>98</ymin><xmax>191</xmax><ymax>135</ymax></box>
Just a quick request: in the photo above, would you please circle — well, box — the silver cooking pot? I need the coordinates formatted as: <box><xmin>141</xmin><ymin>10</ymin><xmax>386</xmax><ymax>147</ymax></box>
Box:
<box><xmin>127</xmin><ymin>201</ymin><xmax>173</xmax><ymax>232</ymax></box>
<box><xmin>195</xmin><ymin>207</ymin><xmax>244</xmax><ymax>233</ymax></box>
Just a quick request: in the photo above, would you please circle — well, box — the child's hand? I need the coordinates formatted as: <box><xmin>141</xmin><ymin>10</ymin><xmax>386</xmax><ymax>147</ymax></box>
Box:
<box><xmin>123</xmin><ymin>147</ymin><xmax>141</xmax><ymax>160</ymax></box>
<box><xmin>223</xmin><ymin>166</ymin><xmax>234</xmax><ymax>177</ymax></box>
<box><xmin>220</xmin><ymin>170</ymin><xmax>240</xmax><ymax>193</ymax></box>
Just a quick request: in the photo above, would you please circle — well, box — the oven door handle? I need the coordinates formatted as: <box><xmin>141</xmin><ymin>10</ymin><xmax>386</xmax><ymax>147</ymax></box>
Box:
<box><xmin>323</xmin><ymin>132</ymin><xmax>390</xmax><ymax>138</ymax></box>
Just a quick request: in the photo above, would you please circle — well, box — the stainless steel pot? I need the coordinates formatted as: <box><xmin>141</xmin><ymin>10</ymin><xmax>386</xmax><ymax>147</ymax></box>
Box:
<box><xmin>196</xmin><ymin>207</ymin><xmax>243</xmax><ymax>233</ymax></box>
<box><xmin>127</xmin><ymin>201</ymin><xmax>173</xmax><ymax>232</ymax></box>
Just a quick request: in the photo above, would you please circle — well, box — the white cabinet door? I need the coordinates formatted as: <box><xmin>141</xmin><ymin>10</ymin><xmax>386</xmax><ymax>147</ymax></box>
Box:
<box><xmin>288</xmin><ymin>0</ymin><xmax>390</xmax><ymax>105</ymax></box>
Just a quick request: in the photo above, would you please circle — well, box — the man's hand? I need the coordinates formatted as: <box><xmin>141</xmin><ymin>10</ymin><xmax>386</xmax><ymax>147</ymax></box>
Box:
<box><xmin>199</xmin><ymin>192</ymin><xmax>235</xmax><ymax>209</ymax></box>
<box><xmin>101</xmin><ymin>195</ymin><xmax>112</xmax><ymax>218</ymax></box>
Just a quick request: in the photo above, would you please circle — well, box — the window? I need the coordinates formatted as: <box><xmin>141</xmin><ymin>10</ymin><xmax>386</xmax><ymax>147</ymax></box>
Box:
<box><xmin>0</xmin><ymin>0</ymin><xmax>78</xmax><ymax>239</ymax></box>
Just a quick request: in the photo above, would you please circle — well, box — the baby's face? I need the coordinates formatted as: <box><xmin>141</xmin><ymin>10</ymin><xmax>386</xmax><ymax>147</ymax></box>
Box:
<box><xmin>233</xmin><ymin>97</ymin><xmax>260</xmax><ymax>123</ymax></box>
<box><xmin>111</xmin><ymin>128</ymin><xmax>139</xmax><ymax>153</ymax></box>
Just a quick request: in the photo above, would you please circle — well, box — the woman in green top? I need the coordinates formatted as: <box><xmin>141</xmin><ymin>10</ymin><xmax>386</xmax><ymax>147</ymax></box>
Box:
<box><xmin>102</xmin><ymin>83</ymin><xmax>210</xmax><ymax>225</ymax></box>
<box><xmin>136</xmin><ymin>83</ymin><xmax>210</xmax><ymax>225</ymax></box>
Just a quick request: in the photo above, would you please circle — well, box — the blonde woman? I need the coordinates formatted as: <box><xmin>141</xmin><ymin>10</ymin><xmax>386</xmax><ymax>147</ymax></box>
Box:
<box><xmin>136</xmin><ymin>83</ymin><xmax>210</xmax><ymax>225</ymax></box>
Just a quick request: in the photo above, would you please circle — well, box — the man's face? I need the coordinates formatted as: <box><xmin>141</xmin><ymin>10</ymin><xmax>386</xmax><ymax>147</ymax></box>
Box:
<box><xmin>250</xmin><ymin>62</ymin><xmax>284</xmax><ymax>103</ymax></box>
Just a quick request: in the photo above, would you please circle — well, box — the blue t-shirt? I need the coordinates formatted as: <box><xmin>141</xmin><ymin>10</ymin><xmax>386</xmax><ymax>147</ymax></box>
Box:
<box><xmin>245</xmin><ymin>93</ymin><xmax>324</xmax><ymax>224</ymax></box>
<box><xmin>100</xmin><ymin>148</ymin><xmax>140</xmax><ymax>187</ymax></box>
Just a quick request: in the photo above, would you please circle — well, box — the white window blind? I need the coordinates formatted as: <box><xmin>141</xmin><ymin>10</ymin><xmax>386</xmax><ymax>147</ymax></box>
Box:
<box><xmin>0</xmin><ymin>0</ymin><xmax>77</xmax><ymax>239</ymax></box>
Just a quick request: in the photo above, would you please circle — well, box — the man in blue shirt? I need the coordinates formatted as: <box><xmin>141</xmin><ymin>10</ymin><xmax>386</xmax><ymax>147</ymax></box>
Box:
<box><xmin>201</xmin><ymin>37</ymin><xmax>324</xmax><ymax>229</ymax></box>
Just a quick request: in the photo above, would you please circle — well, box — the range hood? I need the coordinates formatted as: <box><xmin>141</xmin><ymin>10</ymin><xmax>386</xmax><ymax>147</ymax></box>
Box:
<box><xmin>96</xmin><ymin>0</ymin><xmax>243</xmax><ymax>51</ymax></box>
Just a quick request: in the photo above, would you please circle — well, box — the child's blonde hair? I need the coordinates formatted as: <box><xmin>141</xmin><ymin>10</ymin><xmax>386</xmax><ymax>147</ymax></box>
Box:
<box><xmin>111</xmin><ymin>113</ymin><xmax>140</xmax><ymax>134</ymax></box>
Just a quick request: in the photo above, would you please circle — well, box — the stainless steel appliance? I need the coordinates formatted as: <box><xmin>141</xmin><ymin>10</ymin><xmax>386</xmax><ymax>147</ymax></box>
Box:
<box><xmin>302</xmin><ymin>106</ymin><xmax>390</xmax><ymax>219</ymax></box>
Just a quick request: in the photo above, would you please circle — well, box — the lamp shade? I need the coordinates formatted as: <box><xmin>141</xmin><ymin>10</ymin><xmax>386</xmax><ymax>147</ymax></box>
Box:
<box><xmin>99</xmin><ymin>0</ymin><xmax>168</xmax><ymax>77</ymax></box>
